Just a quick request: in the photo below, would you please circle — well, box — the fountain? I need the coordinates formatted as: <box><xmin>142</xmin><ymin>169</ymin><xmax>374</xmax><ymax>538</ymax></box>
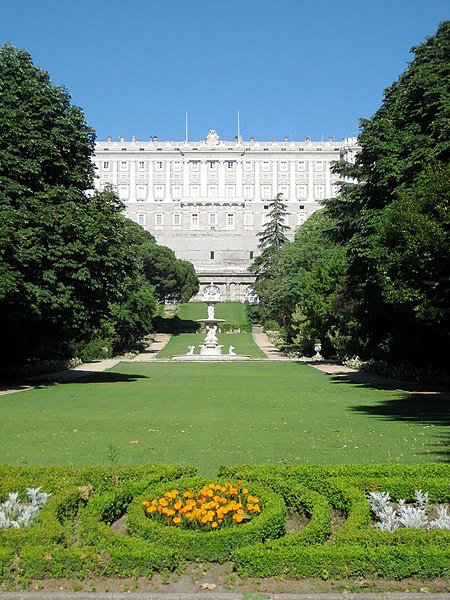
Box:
<box><xmin>171</xmin><ymin>284</ymin><xmax>249</xmax><ymax>361</ymax></box>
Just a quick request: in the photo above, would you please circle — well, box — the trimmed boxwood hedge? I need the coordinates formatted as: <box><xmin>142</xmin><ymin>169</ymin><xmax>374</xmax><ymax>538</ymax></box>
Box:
<box><xmin>0</xmin><ymin>463</ymin><xmax>449</xmax><ymax>581</ymax></box>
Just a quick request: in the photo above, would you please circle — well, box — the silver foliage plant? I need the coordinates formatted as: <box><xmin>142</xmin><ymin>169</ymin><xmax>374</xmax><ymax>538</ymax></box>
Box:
<box><xmin>367</xmin><ymin>490</ymin><xmax>450</xmax><ymax>532</ymax></box>
<box><xmin>0</xmin><ymin>487</ymin><xmax>51</xmax><ymax>529</ymax></box>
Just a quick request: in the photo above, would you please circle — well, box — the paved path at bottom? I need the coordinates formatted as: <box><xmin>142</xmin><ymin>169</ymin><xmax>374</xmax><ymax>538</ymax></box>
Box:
<box><xmin>0</xmin><ymin>592</ymin><xmax>448</xmax><ymax>600</ymax></box>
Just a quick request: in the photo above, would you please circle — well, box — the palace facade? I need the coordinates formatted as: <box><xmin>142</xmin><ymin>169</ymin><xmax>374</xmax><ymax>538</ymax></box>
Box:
<box><xmin>93</xmin><ymin>131</ymin><xmax>359</xmax><ymax>300</ymax></box>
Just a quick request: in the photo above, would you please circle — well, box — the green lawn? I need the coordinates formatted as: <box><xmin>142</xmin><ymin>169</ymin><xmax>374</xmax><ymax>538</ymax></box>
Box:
<box><xmin>156</xmin><ymin>333</ymin><xmax>267</xmax><ymax>359</ymax></box>
<box><xmin>2</xmin><ymin>362</ymin><xmax>448</xmax><ymax>475</ymax></box>
<box><xmin>176</xmin><ymin>302</ymin><xmax>249</xmax><ymax>326</ymax></box>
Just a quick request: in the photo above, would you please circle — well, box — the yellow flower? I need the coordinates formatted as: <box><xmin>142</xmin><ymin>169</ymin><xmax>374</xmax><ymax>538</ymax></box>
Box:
<box><xmin>211</xmin><ymin>521</ymin><xmax>218</xmax><ymax>529</ymax></box>
<box><xmin>173</xmin><ymin>516</ymin><xmax>182</xmax><ymax>525</ymax></box>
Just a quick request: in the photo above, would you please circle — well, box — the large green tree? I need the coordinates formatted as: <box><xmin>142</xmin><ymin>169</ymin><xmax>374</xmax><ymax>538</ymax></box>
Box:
<box><xmin>0</xmin><ymin>45</ymin><xmax>157</xmax><ymax>365</ymax></box>
<box><xmin>326</xmin><ymin>22</ymin><xmax>450</xmax><ymax>367</ymax></box>
<box><xmin>254</xmin><ymin>209</ymin><xmax>348</xmax><ymax>355</ymax></box>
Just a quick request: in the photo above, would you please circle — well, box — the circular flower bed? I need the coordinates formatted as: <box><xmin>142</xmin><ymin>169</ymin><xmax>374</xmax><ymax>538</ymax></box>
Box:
<box><xmin>142</xmin><ymin>481</ymin><xmax>261</xmax><ymax>530</ymax></box>
<box><xmin>126</xmin><ymin>477</ymin><xmax>286</xmax><ymax>562</ymax></box>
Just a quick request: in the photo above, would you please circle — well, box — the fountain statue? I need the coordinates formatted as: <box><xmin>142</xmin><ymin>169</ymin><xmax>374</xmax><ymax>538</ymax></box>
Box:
<box><xmin>170</xmin><ymin>283</ymin><xmax>249</xmax><ymax>361</ymax></box>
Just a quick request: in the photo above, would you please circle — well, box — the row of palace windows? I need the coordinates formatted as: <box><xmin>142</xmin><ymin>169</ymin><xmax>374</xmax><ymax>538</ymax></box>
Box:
<box><xmin>133</xmin><ymin>211</ymin><xmax>308</xmax><ymax>229</ymax></box>
<box><xmin>99</xmin><ymin>160</ymin><xmax>328</xmax><ymax>172</ymax></box>
<box><xmin>112</xmin><ymin>183</ymin><xmax>333</xmax><ymax>201</ymax></box>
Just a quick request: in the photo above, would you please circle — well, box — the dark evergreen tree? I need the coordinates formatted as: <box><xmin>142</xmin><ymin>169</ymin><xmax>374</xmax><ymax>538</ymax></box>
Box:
<box><xmin>250</xmin><ymin>193</ymin><xmax>290</xmax><ymax>281</ymax></box>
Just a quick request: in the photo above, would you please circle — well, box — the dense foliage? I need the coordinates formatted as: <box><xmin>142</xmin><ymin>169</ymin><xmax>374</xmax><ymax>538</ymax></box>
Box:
<box><xmin>255</xmin><ymin>23</ymin><xmax>450</xmax><ymax>373</ymax></box>
<box><xmin>0</xmin><ymin>45</ymin><xmax>197</xmax><ymax>369</ymax></box>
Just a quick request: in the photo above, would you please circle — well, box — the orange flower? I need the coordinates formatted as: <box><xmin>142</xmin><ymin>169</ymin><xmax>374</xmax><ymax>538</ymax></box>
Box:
<box><xmin>211</xmin><ymin>521</ymin><xmax>218</xmax><ymax>529</ymax></box>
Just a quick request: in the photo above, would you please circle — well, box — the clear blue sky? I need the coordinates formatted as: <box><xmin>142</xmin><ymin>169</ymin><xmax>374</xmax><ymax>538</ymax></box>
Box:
<box><xmin>2</xmin><ymin>0</ymin><xmax>448</xmax><ymax>142</ymax></box>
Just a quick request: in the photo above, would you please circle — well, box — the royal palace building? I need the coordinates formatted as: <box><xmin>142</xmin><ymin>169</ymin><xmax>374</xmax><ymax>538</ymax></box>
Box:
<box><xmin>93</xmin><ymin>130</ymin><xmax>359</xmax><ymax>301</ymax></box>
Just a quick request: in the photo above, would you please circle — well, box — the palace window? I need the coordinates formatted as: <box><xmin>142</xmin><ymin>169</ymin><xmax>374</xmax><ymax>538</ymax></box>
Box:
<box><xmin>208</xmin><ymin>213</ymin><xmax>217</xmax><ymax>228</ymax></box>
<box><xmin>244</xmin><ymin>184</ymin><xmax>254</xmax><ymax>200</ymax></box>
<box><xmin>172</xmin><ymin>161</ymin><xmax>181</xmax><ymax>171</ymax></box>
<box><xmin>172</xmin><ymin>212</ymin><xmax>181</xmax><ymax>227</ymax></box>
<box><xmin>297</xmin><ymin>160</ymin><xmax>306</xmax><ymax>170</ymax></box>
<box><xmin>226</xmin><ymin>161</ymin><xmax>235</xmax><ymax>170</ymax></box>
<box><xmin>249</xmin><ymin>250</ymin><xmax>254</xmax><ymax>259</ymax></box>
<box><xmin>261</xmin><ymin>184</ymin><xmax>271</xmax><ymax>200</ymax></box>
<box><xmin>190</xmin><ymin>161</ymin><xmax>200</xmax><ymax>171</ymax></box>
<box><xmin>137</xmin><ymin>213</ymin><xmax>145</xmax><ymax>226</ymax></box>
<box><xmin>315</xmin><ymin>160</ymin><xmax>324</xmax><ymax>171</ymax></box>
<box><xmin>279</xmin><ymin>184</ymin><xmax>289</xmax><ymax>199</ymax></box>
<box><xmin>262</xmin><ymin>161</ymin><xmax>270</xmax><ymax>171</ymax></box>
<box><xmin>136</xmin><ymin>184</ymin><xmax>147</xmax><ymax>201</ymax></box>
<box><xmin>244</xmin><ymin>212</ymin><xmax>253</xmax><ymax>228</ymax></box>
<box><xmin>279</xmin><ymin>161</ymin><xmax>288</xmax><ymax>171</ymax></box>
<box><xmin>210</xmin><ymin>251</ymin><xmax>215</xmax><ymax>259</ymax></box>
<box><xmin>226</xmin><ymin>213</ymin><xmax>235</xmax><ymax>228</ymax></box>
<box><xmin>120</xmin><ymin>161</ymin><xmax>127</xmax><ymax>171</ymax></box>
<box><xmin>244</xmin><ymin>161</ymin><xmax>253</xmax><ymax>172</ymax></box>
<box><xmin>191</xmin><ymin>213</ymin><xmax>199</xmax><ymax>228</ymax></box>
<box><xmin>118</xmin><ymin>184</ymin><xmax>129</xmax><ymax>200</ymax></box>
<box><xmin>154</xmin><ymin>213</ymin><xmax>164</xmax><ymax>227</ymax></box>
<box><xmin>172</xmin><ymin>184</ymin><xmax>182</xmax><ymax>200</ymax></box>
<box><xmin>190</xmin><ymin>184</ymin><xmax>200</xmax><ymax>198</ymax></box>
<box><xmin>155</xmin><ymin>161</ymin><xmax>164</xmax><ymax>170</ymax></box>
<box><xmin>155</xmin><ymin>184</ymin><xmax>165</xmax><ymax>200</ymax></box>
<box><xmin>103</xmin><ymin>161</ymin><xmax>110</xmax><ymax>169</ymax></box>
<box><xmin>298</xmin><ymin>213</ymin><xmax>308</xmax><ymax>225</ymax></box>
<box><xmin>226</xmin><ymin>184</ymin><xmax>235</xmax><ymax>198</ymax></box>
<box><xmin>208</xmin><ymin>184</ymin><xmax>218</xmax><ymax>198</ymax></box>
<box><xmin>138</xmin><ymin>161</ymin><xmax>145</xmax><ymax>170</ymax></box>
<box><xmin>208</xmin><ymin>161</ymin><xmax>218</xmax><ymax>171</ymax></box>
<box><xmin>296</xmin><ymin>184</ymin><xmax>307</xmax><ymax>200</ymax></box>
<box><xmin>314</xmin><ymin>184</ymin><xmax>325</xmax><ymax>200</ymax></box>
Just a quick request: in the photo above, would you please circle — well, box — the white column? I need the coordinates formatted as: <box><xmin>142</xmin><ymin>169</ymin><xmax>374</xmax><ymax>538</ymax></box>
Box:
<box><xmin>290</xmin><ymin>160</ymin><xmax>296</xmax><ymax>202</ymax></box>
<box><xmin>165</xmin><ymin>162</ymin><xmax>171</xmax><ymax>200</ymax></box>
<box><xmin>112</xmin><ymin>159</ymin><xmax>118</xmax><ymax>187</ymax></box>
<box><xmin>236</xmin><ymin>159</ymin><xmax>243</xmax><ymax>199</ymax></box>
<box><xmin>200</xmin><ymin>160</ymin><xmax>207</xmax><ymax>198</ymax></box>
<box><xmin>129</xmin><ymin>160</ymin><xmax>136</xmax><ymax>201</ymax></box>
<box><xmin>183</xmin><ymin>160</ymin><xmax>189</xmax><ymax>198</ymax></box>
<box><xmin>307</xmin><ymin>160</ymin><xmax>314</xmax><ymax>201</ymax></box>
<box><xmin>218</xmin><ymin>160</ymin><xmax>225</xmax><ymax>197</ymax></box>
<box><xmin>272</xmin><ymin>159</ymin><xmax>277</xmax><ymax>197</ymax></box>
<box><xmin>148</xmin><ymin>160</ymin><xmax>154</xmax><ymax>201</ymax></box>
<box><xmin>325</xmin><ymin>159</ymin><xmax>332</xmax><ymax>199</ymax></box>
<box><xmin>254</xmin><ymin>160</ymin><xmax>261</xmax><ymax>201</ymax></box>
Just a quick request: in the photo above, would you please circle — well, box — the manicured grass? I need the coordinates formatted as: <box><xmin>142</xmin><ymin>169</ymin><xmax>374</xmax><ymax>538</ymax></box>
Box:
<box><xmin>176</xmin><ymin>302</ymin><xmax>249</xmax><ymax>326</ymax></box>
<box><xmin>1</xmin><ymin>362</ymin><xmax>448</xmax><ymax>475</ymax></box>
<box><xmin>156</xmin><ymin>333</ymin><xmax>267</xmax><ymax>359</ymax></box>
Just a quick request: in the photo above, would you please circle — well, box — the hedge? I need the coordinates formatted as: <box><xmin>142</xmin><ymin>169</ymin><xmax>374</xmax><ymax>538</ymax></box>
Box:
<box><xmin>0</xmin><ymin>463</ymin><xmax>449</xmax><ymax>581</ymax></box>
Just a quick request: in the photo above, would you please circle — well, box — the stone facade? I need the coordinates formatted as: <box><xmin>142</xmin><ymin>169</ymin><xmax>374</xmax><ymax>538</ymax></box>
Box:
<box><xmin>93</xmin><ymin>131</ymin><xmax>359</xmax><ymax>300</ymax></box>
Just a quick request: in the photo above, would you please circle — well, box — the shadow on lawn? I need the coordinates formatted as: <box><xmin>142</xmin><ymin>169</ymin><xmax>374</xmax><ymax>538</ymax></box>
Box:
<box><xmin>28</xmin><ymin>371</ymin><xmax>149</xmax><ymax>386</ymax></box>
<box><xmin>329</xmin><ymin>374</ymin><xmax>450</xmax><ymax>462</ymax></box>
<box><xmin>68</xmin><ymin>371</ymin><xmax>149</xmax><ymax>384</ymax></box>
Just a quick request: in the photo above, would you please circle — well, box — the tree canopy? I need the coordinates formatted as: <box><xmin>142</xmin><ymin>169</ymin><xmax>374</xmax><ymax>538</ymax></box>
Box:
<box><xmin>0</xmin><ymin>45</ymin><xmax>197</xmax><ymax>369</ymax></box>
<box><xmin>253</xmin><ymin>22</ymin><xmax>450</xmax><ymax>373</ymax></box>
